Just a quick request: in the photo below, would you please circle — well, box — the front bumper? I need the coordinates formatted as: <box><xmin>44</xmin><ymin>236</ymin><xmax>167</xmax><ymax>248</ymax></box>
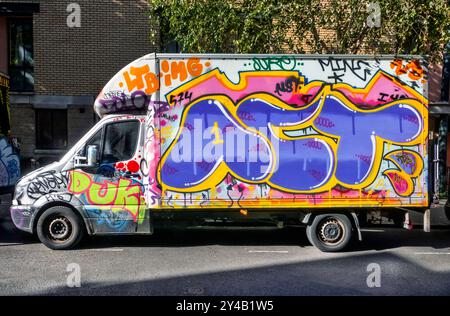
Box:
<box><xmin>10</xmin><ymin>205</ymin><xmax>34</xmax><ymax>233</ymax></box>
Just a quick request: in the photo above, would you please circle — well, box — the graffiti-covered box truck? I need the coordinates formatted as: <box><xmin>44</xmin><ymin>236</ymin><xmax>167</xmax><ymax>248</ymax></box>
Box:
<box><xmin>10</xmin><ymin>54</ymin><xmax>429</xmax><ymax>251</ymax></box>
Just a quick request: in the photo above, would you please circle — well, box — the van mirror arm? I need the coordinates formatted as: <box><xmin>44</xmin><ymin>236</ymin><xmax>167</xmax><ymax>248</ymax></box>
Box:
<box><xmin>74</xmin><ymin>145</ymin><xmax>99</xmax><ymax>168</ymax></box>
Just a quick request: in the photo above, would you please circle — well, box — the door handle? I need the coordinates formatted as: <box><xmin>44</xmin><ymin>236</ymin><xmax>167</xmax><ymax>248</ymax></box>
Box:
<box><xmin>123</xmin><ymin>172</ymin><xmax>140</xmax><ymax>178</ymax></box>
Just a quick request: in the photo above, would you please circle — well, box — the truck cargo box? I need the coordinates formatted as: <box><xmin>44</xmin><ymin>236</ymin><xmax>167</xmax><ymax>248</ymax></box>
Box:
<box><xmin>95</xmin><ymin>54</ymin><xmax>429</xmax><ymax>210</ymax></box>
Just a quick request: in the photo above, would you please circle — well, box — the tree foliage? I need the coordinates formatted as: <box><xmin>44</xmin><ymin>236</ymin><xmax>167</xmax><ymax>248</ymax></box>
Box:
<box><xmin>149</xmin><ymin>0</ymin><xmax>450</xmax><ymax>62</ymax></box>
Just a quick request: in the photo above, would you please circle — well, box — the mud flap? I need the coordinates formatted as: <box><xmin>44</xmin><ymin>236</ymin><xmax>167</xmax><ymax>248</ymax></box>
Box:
<box><xmin>350</xmin><ymin>212</ymin><xmax>362</xmax><ymax>241</ymax></box>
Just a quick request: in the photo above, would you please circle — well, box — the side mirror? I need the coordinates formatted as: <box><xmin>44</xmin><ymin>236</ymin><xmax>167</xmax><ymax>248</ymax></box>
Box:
<box><xmin>74</xmin><ymin>145</ymin><xmax>98</xmax><ymax>168</ymax></box>
<box><xmin>87</xmin><ymin>145</ymin><xmax>98</xmax><ymax>167</ymax></box>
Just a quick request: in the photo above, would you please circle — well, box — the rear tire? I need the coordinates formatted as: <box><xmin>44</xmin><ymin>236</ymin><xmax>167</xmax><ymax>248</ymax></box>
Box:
<box><xmin>36</xmin><ymin>206</ymin><xmax>85</xmax><ymax>250</ymax></box>
<box><xmin>306</xmin><ymin>214</ymin><xmax>353</xmax><ymax>252</ymax></box>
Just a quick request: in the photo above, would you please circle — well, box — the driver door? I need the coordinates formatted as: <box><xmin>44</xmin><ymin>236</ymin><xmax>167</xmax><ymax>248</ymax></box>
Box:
<box><xmin>70</xmin><ymin>119</ymin><xmax>149</xmax><ymax>234</ymax></box>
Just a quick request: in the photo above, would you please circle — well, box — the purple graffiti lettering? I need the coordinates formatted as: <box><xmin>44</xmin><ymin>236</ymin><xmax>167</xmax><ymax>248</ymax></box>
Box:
<box><xmin>303</xmin><ymin>140</ymin><xmax>324</xmax><ymax>150</ymax></box>
<box><xmin>99</xmin><ymin>90</ymin><xmax>150</xmax><ymax>113</ymax></box>
<box><xmin>237</xmin><ymin>111</ymin><xmax>256</xmax><ymax>122</ymax></box>
<box><xmin>159</xmin><ymin>71</ymin><xmax>425</xmax><ymax>193</ymax></box>
<box><xmin>314</xmin><ymin>116</ymin><xmax>335</xmax><ymax>128</ymax></box>
<box><xmin>355</xmin><ymin>154</ymin><xmax>371</xmax><ymax>165</ymax></box>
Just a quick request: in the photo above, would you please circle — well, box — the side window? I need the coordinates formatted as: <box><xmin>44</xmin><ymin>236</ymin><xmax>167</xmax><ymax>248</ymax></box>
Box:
<box><xmin>102</xmin><ymin>120</ymin><xmax>140</xmax><ymax>164</ymax></box>
<box><xmin>81</xmin><ymin>128</ymin><xmax>102</xmax><ymax>157</ymax></box>
<box><xmin>36</xmin><ymin>109</ymin><xmax>67</xmax><ymax>150</ymax></box>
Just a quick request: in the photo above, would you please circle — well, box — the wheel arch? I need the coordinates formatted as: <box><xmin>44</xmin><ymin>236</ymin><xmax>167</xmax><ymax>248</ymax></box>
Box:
<box><xmin>31</xmin><ymin>201</ymin><xmax>93</xmax><ymax>235</ymax></box>
<box><xmin>302</xmin><ymin>210</ymin><xmax>361</xmax><ymax>241</ymax></box>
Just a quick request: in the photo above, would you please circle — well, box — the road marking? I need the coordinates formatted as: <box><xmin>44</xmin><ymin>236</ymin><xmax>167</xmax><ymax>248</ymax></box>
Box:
<box><xmin>184</xmin><ymin>287</ymin><xmax>205</xmax><ymax>295</ymax></box>
<box><xmin>248</xmin><ymin>250</ymin><xmax>289</xmax><ymax>253</ymax></box>
<box><xmin>0</xmin><ymin>243</ymin><xmax>24</xmax><ymax>247</ymax></box>
<box><xmin>90</xmin><ymin>248</ymin><xmax>124</xmax><ymax>252</ymax></box>
<box><xmin>414</xmin><ymin>252</ymin><xmax>450</xmax><ymax>255</ymax></box>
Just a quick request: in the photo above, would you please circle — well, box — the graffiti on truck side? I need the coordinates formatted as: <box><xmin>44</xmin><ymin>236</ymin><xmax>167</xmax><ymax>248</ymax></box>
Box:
<box><xmin>158</xmin><ymin>69</ymin><xmax>427</xmax><ymax>199</ymax></box>
<box><xmin>68</xmin><ymin>170</ymin><xmax>146</xmax><ymax>223</ymax></box>
<box><xmin>91</xmin><ymin>56</ymin><xmax>428</xmax><ymax>209</ymax></box>
<box><xmin>96</xmin><ymin>58</ymin><xmax>212</xmax><ymax>115</ymax></box>
<box><xmin>26</xmin><ymin>171</ymin><xmax>70</xmax><ymax>200</ymax></box>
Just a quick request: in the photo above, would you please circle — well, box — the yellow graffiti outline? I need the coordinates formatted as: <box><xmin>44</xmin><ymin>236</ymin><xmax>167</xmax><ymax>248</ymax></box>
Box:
<box><xmin>384</xmin><ymin>149</ymin><xmax>424</xmax><ymax>178</ymax></box>
<box><xmin>382</xmin><ymin>170</ymin><xmax>415</xmax><ymax>197</ymax></box>
<box><xmin>158</xmin><ymin>95</ymin><xmax>278</xmax><ymax>193</ymax></box>
<box><xmin>158</xmin><ymin>70</ymin><xmax>428</xmax><ymax>195</ymax></box>
<box><xmin>166</xmin><ymin>69</ymin><xmax>324</xmax><ymax>105</ymax></box>
<box><xmin>227</xmin><ymin>89</ymin><xmax>339</xmax><ymax>193</ymax></box>
<box><xmin>333</xmin><ymin>70</ymin><xmax>428</xmax><ymax>106</ymax></box>
<box><xmin>382</xmin><ymin>149</ymin><xmax>424</xmax><ymax>197</ymax></box>
<box><xmin>268</xmin><ymin>88</ymin><xmax>428</xmax><ymax>191</ymax></box>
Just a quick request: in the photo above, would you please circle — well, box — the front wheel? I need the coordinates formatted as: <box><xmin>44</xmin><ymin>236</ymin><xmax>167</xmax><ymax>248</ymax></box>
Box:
<box><xmin>306</xmin><ymin>214</ymin><xmax>353</xmax><ymax>252</ymax></box>
<box><xmin>36</xmin><ymin>206</ymin><xmax>85</xmax><ymax>250</ymax></box>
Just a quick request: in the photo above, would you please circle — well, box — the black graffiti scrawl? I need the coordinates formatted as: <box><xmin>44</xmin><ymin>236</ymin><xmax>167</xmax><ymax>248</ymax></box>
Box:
<box><xmin>318</xmin><ymin>57</ymin><xmax>372</xmax><ymax>83</ymax></box>
<box><xmin>27</xmin><ymin>171</ymin><xmax>70</xmax><ymax>200</ymax></box>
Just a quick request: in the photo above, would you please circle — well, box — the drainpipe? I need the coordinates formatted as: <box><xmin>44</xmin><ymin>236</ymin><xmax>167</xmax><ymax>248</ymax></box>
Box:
<box><xmin>438</xmin><ymin>115</ymin><xmax>448</xmax><ymax>197</ymax></box>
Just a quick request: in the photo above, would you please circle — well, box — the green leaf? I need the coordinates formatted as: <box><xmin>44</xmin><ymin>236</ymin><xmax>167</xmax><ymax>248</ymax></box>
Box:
<box><xmin>148</xmin><ymin>0</ymin><xmax>450</xmax><ymax>62</ymax></box>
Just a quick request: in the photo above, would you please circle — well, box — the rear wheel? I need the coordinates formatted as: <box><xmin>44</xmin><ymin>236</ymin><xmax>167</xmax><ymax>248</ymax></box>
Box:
<box><xmin>36</xmin><ymin>206</ymin><xmax>85</xmax><ymax>250</ymax></box>
<box><xmin>306</xmin><ymin>214</ymin><xmax>353</xmax><ymax>252</ymax></box>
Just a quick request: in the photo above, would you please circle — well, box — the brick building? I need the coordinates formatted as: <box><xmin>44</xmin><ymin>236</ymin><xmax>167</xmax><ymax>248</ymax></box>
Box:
<box><xmin>0</xmin><ymin>0</ymin><xmax>157</xmax><ymax>171</ymax></box>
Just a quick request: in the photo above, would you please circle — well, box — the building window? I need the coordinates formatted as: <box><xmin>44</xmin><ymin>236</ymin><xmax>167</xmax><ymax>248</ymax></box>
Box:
<box><xmin>36</xmin><ymin>109</ymin><xmax>68</xmax><ymax>150</ymax></box>
<box><xmin>8</xmin><ymin>18</ymin><xmax>34</xmax><ymax>92</ymax></box>
<box><xmin>163</xmin><ymin>40</ymin><xmax>181</xmax><ymax>53</ymax></box>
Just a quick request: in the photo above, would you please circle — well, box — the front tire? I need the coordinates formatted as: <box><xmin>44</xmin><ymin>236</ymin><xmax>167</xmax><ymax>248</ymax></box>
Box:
<box><xmin>36</xmin><ymin>206</ymin><xmax>85</xmax><ymax>250</ymax></box>
<box><xmin>306</xmin><ymin>214</ymin><xmax>353</xmax><ymax>252</ymax></box>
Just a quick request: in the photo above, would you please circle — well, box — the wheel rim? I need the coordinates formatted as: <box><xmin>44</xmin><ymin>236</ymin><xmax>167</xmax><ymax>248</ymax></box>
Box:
<box><xmin>317</xmin><ymin>217</ymin><xmax>345</xmax><ymax>246</ymax></box>
<box><xmin>46</xmin><ymin>216</ymin><xmax>72</xmax><ymax>242</ymax></box>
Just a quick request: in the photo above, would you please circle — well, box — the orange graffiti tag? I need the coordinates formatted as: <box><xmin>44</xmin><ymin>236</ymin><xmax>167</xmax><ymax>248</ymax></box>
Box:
<box><xmin>390</xmin><ymin>59</ymin><xmax>424</xmax><ymax>81</ymax></box>
<box><xmin>160</xmin><ymin>57</ymin><xmax>204</xmax><ymax>87</ymax></box>
<box><xmin>122</xmin><ymin>64</ymin><xmax>160</xmax><ymax>95</ymax></box>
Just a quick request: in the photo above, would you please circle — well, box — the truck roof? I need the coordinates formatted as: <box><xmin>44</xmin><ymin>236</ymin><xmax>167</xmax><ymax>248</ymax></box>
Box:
<box><xmin>101</xmin><ymin>113</ymin><xmax>146</xmax><ymax>120</ymax></box>
<box><xmin>142</xmin><ymin>53</ymin><xmax>426</xmax><ymax>60</ymax></box>
<box><xmin>94</xmin><ymin>53</ymin><xmax>427</xmax><ymax>118</ymax></box>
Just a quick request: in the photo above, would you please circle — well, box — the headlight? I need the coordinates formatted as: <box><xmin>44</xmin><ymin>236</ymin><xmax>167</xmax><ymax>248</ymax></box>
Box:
<box><xmin>13</xmin><ymin>185</ymin><xmax>24</xmax><ymax>202</ymax></box>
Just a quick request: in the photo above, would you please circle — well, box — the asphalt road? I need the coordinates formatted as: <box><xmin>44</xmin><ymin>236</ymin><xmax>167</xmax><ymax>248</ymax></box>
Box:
<box><xmin>1</xmin><ymin>205</ymin><xmax>450</xmax><ymax>296</ymax></box>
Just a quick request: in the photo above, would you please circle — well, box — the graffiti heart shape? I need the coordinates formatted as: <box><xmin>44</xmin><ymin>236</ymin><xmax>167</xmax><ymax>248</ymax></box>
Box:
<box><xmin>383</xmin><ymin>150</ymin><xmax>424</xmax><ymax>197</ymax></box>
